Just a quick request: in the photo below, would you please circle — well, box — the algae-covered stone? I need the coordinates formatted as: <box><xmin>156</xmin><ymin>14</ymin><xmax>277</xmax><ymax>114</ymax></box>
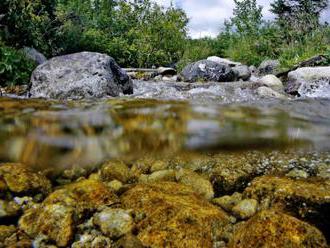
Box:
<box><xmin>212</xmin><ymin>193</ymin><xmax>242</xmax><ymax>212</ymax></box>
<box><xmin>0</xmin><ymin>163</ymin><xmax>51</xmax><ymax>195</ymax></box>
<box><xmin>244</xmin><ymin>176</ymin><xmax>330</xmax><ymax>237</ymax></box>
<box><xmin>286</xmin><ymin>169</ymin><xmax>309</xmax><ymax>179</ymax></box>
<box><xmin>139</xmin><ymin>169</ymin><xmax>176</xmax><ymax>183</ymax></box>
<box><xmin>93</xmin><ymin>208</ymin><xmax>134</xmax><ymax>238</ymax></box>
<box><xmin>100</xmin><ymin>160</ymin><xmax>131</xmax><ymax>183</ymax></box>
<box><xmin>0</xmin><ymin>225</ymin><xmax>16</xmax><ymax>245</ymax></box>
<box><xmin>71</xmin><ymin>234</ymin><xmax>112</xmax><ymax>248</ymax></box>
<box><xmin>19</xmin><ymin>179</ymin><xmax>119</xmax><ymax>247</ymax></box>
<box><xmin>19</xmin><ymin>204</ymin><xmax>75</xmax><ymax>247</ymax></box>
<box><xmin>43</xmin><ymin>179</ymin><xmax>119</xmax><ymax>212</ymax></box>
<box><xmin>244</xmin><ymin>176</ymin><xmax>330</xmax><ymax>215</ymax></box>
<box><xmin>114</xmin><ymin>234</ymin><xmax>145</xmax><ymax>248</ymax></box>
<box><xmin>0</xmin><ymin>200</ymin><xmax>20</xmax><ymax>218</ymax></box>
<box><xmin>231</xmin><ymin>199</ymin><xmax>258</xmax><ymax>219</ymax></box>
<box><xmin>121</xmin><ymin>182</ymin><xmax>229</xmax><ymax>248</ymax></box>
<box><xmin>228</xmin><ymin>210</ymin><xmax>328</xmax><ymax>248</ymax></box>
<box><xmin>175</xmin><ymin>169</ymin><xmax>214</xmax><ymax>200</ymax></box>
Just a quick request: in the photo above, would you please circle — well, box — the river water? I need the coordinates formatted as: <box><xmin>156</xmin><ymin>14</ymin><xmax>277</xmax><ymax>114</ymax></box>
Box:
<box><xmin>0</xmin><ymin>80</ymin><xmax>329</xmax><ymax>171</ymax></box>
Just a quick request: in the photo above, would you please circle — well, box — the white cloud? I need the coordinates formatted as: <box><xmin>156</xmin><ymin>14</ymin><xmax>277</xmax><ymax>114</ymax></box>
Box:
<box><xmin>154</xmin><ymin>0</ymin><xmax>330</xmax><ymax>38</ymax></box>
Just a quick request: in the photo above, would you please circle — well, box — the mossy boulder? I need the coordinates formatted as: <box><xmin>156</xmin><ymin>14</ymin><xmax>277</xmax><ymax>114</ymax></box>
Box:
<box><xmin>244</xmin><ymin>176</ymin><xmax>330</xmax><ymax>240</ymax></box>
<box><xmin>0</xmin><ymin>163</ymin><xmax>51</xmax><ymax>195</ymax></box>
<box><xmin>121</xmin><ymin>182</ymin><xmax>230</xmax><ymax>248</ymax></box>
<box><xmin>19</xmin><ymin>179</ymin><xmax>119</xmax><ymax>247</ymax></box>
<box><xmin>228</xmin><ymin>210</ymin><xmax>328</xmax><ymax>248</ymax></box>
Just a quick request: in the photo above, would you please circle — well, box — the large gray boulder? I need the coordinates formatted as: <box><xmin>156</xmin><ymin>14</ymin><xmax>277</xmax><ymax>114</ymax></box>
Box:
<box><xmin>286</xmin><ymin>67</ymin><xmax>330</xmax><ymax>96</ymax></box>
<box><xmin>30</xmin><ymin>52</ymin><xmax>133</xmax><ymax>99</ymax></box>
<box><xmin>258</xmin><ymin>59</ymin><xmax>280</xmax><ymax>75</ymax></box>
<box><xmin>23</xmin><ymin>47</ymin><xmax>47</xmax><ymax>65</ymax></box>
<box><xmin>207</xmin><ymin>56</ymin><xmax>241</xmax><ymax>67</ymax></box>
<box><xmin>181</xmin><ymin>60</ymin><xmax>236</xmax><ymax>83</ymax></box>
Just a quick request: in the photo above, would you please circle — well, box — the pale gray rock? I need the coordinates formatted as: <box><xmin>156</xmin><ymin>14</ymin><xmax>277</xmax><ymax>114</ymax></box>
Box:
<box><xmin>30</xmin><ymin>52</ymin><xmax>133</xmax><ymax>99</ymax></box>
<box><xmin>286</xmin><ymin>67</ymin><xmax>330</xmax><ymax>96</ymax></box>
<box><xmin>207</xmin><ymin>56</ymin><xmax>241</xmax><ymax>67</ymax></box>
<box><xmin>257</xmin><ymin>86</ymin><xmax>287</xmax><ymax>99</ymax></box>
<box><xmin>233</xmin><ymin>65</ymin><xmax>251</xmax><ymax>81</ymax></box>
<box><xmin>93</xmin><ymin>208</ymin><xmax>134</xmax><ymax>238</ymax></box>
<box><xmin>257</xmin><ymin>75</ymin><xmax>283</xmax><ymax>92</ymax></box>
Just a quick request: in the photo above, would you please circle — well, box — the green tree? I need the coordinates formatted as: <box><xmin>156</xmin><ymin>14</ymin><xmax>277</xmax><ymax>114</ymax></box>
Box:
<box><xmin>230</xmin><ymin>0</ymin><xmax>263</xmax><ymax>36</ymax></box>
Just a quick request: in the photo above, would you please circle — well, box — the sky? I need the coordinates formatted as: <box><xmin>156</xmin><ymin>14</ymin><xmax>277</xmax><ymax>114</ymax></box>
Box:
<box><xmin>155</xmin><ymin>0</ymin><xmax>330</xmax><ymax>38</ymax></box>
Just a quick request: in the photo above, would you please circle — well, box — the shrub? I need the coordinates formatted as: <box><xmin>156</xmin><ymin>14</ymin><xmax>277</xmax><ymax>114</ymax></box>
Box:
<box><xmin>0</xmin><ymin>44</ymin><xmax>35</xmax><ymax>87</ymax></box>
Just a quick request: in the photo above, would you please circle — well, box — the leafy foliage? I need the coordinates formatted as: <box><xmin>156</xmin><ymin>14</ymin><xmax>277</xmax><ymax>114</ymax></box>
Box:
<box><xmin>0</xmin><ymin>43</ymin><xmax>35</xmax><ymax>86</ymax></box>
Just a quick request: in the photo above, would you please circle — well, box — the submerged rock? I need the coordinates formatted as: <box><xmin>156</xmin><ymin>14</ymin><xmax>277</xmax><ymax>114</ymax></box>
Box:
<box><xmin>0</xmin><ymin>163</ymin><xmax>51</xmax><ymax>195</ymax></box>
<box><xmin>19</xmin><ymin>179</ymin><xmax>119</xmax><ymax>247</ymax></box>
<box><xmin>93</xmin><ymin>208</ymin><xmax>134</xmax><ymax>238</ymax></box>
<box><xmin>181</xmin><ymin>60</ymin><xmax>236</xmax><ymax>83</ymax></box>
<box><xmin>244</xmin><ymin>176</ymin><xmax>330</xmax><ymax>237</ymax></box>
<box><xmin>231</xmin><ymin>199</ymin><xmax>258</xmax><ymax>219</ymax></box>
<box><xmin>100</xmin><ymin>160</ymin><xmax>131</xmax><ymax>183</ymax></box>
<box><xmin>213</xmin><ymin>193</ymin><xmax>243</xmax><ymax>212</ymax></box>
<box><xmin>175</xmin><ymin>168</ymin><xmax>214</xmax><ymax>200</ymax></box>
<box><xmin>0</xmin><ymin>225</ymin><xmax>16</xmax><ymax>245</ymax></box>
<box><xmin>114</xmin><ymin>234</ymin><xmax>145</xmax><ymax>248</ymax></box>
<box><xmin>121</xmin><ymin>182</ymin><xmax>230</xmax><ymax>248</ymax></box>
<box><xmin>30</xmin><ymin>52</ymin><xmax>133</xmax><ymax>99</ymax></box>
<box><xmin>228</xmin><ymin>210</ymin><xmax>328</xmax><ymax>248</ymax></box>
<box><xmin>286</xmin><ymin>66</ymin><xmax>330</xmax><ymax>96</ymax></box>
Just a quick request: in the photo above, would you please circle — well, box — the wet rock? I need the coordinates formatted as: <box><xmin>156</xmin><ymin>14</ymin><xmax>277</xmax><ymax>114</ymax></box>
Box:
<box><xmin>257</xmin><ymin>74</ymin><xmax>283</xmax><ymax>91</ymax></box>
<box><xmin>232</xmin><ymin>199</ymin><xmax>258</xmax><ymax>219</ymax></box>
<box><xmin>233</xmin><ymin>65</ymin><xmax>251</xmax><ymax>81</ymax></box>
<box><xmin>150</xmin><ymin>160</ymin><xmax>169</xmax><ymax>172</ymax></box>
<box><xmin>286</xmin><ymin>66</ymin><xmax>330</xmax><ymax>96</ymax></box>
<box><xmin>0</xmin><ymin>225</ymin><xmax>16</xmax><ymax>245</ymax></box>
<box><xmin>228</xmin><ymin>210</ymin><xmax>328</xmax><ymax>248</ymax></box>
<box><xmin>0</xmin><ymin>163</ymin><xmax>51</xmax><ymax>195</ymax></box>
<box><xmin>139</xmin><ymin>169</ymin><xmax>176</xmax><ymax>183</ymax></box>
<box><xmin>19</xmin><ymin>203</ymin><xmax>74</xmax><ymax>247</ymax></box>
<box><xmin>71</xmin><ymin>233</ymin><xmax>112</xmax><ymax>248</ymax></box>
<box><xmin>100</xmin><ymin>160</ymin><xmax>131</xmax><ymax>183</ymax></box>
<box><xmin>286</xmin><ymin>169</ymin><xmax>309</xmax><ymax>179</ymax></box>
<box><xmin>43</xmin><ymin>179</ymin><xmax>119</xmax><ymax>212</ymax></box>
<box><xmin>2</xmin><ymin>230</ymin><xmax>32</xmax><ymax>248</ymax></box>
<box><xmin>121</xmin><ymin>182</ymin><xmax>230</xmax><ymax>248</ymax></box>
<box><xmin>212</xmin><ymin>193</ymin><xmax>243</xmax><ymax>212</ymax></box>
<box><xmin>30</xmin><ymin>52</ymin><xmax>133</xmax><ymax>99</ymax></box>
<box><xmin>175</xmin><ymin>168</ymin><xmax>214</xmax><ymax>200</ymax></box>
<box><xmin>114</xmin><ymin>234</ymin><xmax>145</xmax><ymax>248</ymax></box>
<box><xmin>108</xmin><ymin>179</ymin><xmax>124</xmax><ymax>193</ymax></box>
<box><xmin>317</xmin><ymin>163</ymin><xmax>330</xmax><ymax>179</ymax></box>
<box><xmin>181</xmin><ymin>60</ymin><xmax>236</xmax><ymax>83</ymax></box>
<box><xmin>0</xmin><ymin>200</ymin><xmax>20</xmax><ymax>218</ymax></box>
<box><xmin>244</xmin><ymin>176</ymin><xmax>330</xmax><ymax>237</ymax></box>
<box><xmin>19</xmin><ymin>179</ymin><xmax>119</xmax><ymax>247</ymax></box>
<box><xmin>207</xmin><ymin>56</ymin><xmax>241</xmax><ymax>67</ymax></box>
<box><xmin>258</xmin><ymin>59</ymin><xmax>280</xmax><ymax>75</ymax></box>
<box><xmin>93</xmin><ymin>208</ymin><xmax>134</xmax><ymax>239</ymax></box>
<box><xmin>23</xmin><ymin>47</ymin><xmax>47</xmax><ymax>65</ymax></box>
<box><xmin>257</xmin><ymin>86</ymin><xmax>287</xmax><ymax>99</ymax></box>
